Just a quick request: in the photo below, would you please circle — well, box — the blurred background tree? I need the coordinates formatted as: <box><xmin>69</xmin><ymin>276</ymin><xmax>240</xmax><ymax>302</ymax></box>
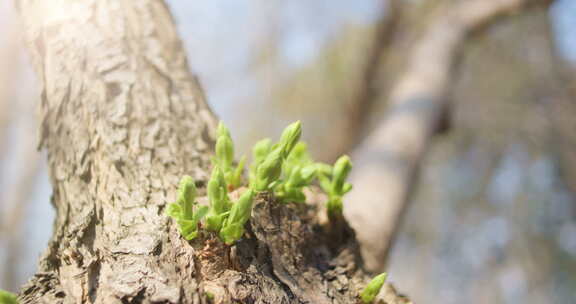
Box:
<box><xmin>1</xmin><ymin>0</ymin><xmax>575</xmax><ymax>303</ymax></box>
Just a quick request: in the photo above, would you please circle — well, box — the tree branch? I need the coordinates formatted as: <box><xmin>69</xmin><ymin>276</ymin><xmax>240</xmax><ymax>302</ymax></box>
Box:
<box><xmin>344</xmin><ymin>0</ymin><xmax>554</xmax><ymax>272</ymax></box>
<box><xmin>332</xmin><ymin>0</ymin><xmax>403</xmax><ymax>162</ymax></box>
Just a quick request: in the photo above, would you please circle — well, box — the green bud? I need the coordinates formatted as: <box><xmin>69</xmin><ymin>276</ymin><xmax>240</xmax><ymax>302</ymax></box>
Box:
<box><xmin>278</xmin><ymin>164</ymin><xmax>316</xmax><ymax>203</ymax></box>
<box><xmin>205</xmin><ymin>292</ymin><xmax>215</xmax><ymax>301</ymax></box>
<box><xmin>284</xmin><ymin>165</ymin><xmax>302</xmax><ymax>189</ymax></box>
<box><xmin>332</xmin><ymin>155</ymin><xmax>352</xmax><ymax>195</ymax></box>
<box><xmin>289</xmin><ymin>142</ymin><xmax>308</xmax><ymax>160</ymax></box>
<box><xmin>178</xmin><ymin>176</ymin><xmax>197</xmax><ymax>219</ymax></box>
<box><xmin>217</xmin><ymin>121</ymin><xmax>231</xmax><ymax>138</ymax></box>
<box><xmin>167</xmin><ymin>176</ymin><xmax>208</xmax><ymax>240</ymax></box>
<box><xmin>229</xmin><ymin>155</ymin><xmax>246</xmax><ymax>189</ymax></box>
<box><xmin>285</xmin><ymin>142</ymin><xmax>310</xmax><ymax>168</ymax></box>
<box><xmin>278</xmin><ymin>121</ymin><xmax>302</xmax><ymax>158</ymax></box>
<box><xmin>227</xmin><ymin>189</ymin><xmax>254</xmax><ymax>226</ymax></box>
<box><xmin>0</xmin><ymin>289</ymin><xmax>18</xmax><ymax>304</ymax></box>
<box><xmin>179</xmin><ymin>219</ymin><xmax>197</xmax><ymax>240</ymax></box>
<box><xmin>285</xmin><ymin>165</ymin><xmax>315</xmax><ymax>189</ymax></box>
<box><xmin>179</xmin><ymin>205</ymin><xmax>209</xmax><ymax>240</ymax></box>
<box><xmin>360</xmin><ymin>273</ymin><xmax>387</xmax><ymax>304</ymax></box>
<box><xmin>165</xmin><ymin>203</ymin><xmax>182</xmax><ymax>219</ymax></box>
<box><xmin>250</xmin><ymin>138</ymin><xmax>272</xmax><ymax>182</ymax></box>
<box><xmin>220</xmin><ymin>189</ymin><xmax>254</xmax><ymax>244</ymax></box>
<box><xmin>252</xmin><ymin>138</ymin><xmax>272</xmax><ymax>162</ymax></box>
<box><xmin>283</xmin><ymin>142</ymin><xmax>310</xmax><ymax>179</ymax></box>
<box><xmin>207</xmin><ymin>167</ymin><xmax>229</xmax><ymax>214</ymax></box>
<box><xmin>205</xmin><ymin>211</ymin><xmax>229</xmax><ymax>233</ymax></box>
<box><xmin>215</xmin><ymin>127</ymin><xmax>234</xmax><ymax>171</ymax></box>
<box><xmin>206</xmin><ymin>167</ymin><xmax>232</xmax><ymax>232</ymax></box>
<box><xmin>254</xmin><ymin>148</ymin><xmax>284</xmax><ymax>191</ymax></box>
<box><xmin>219</xmin><ymin>222</ymin><xmax>245</xmax><ymax>245</ymax></box>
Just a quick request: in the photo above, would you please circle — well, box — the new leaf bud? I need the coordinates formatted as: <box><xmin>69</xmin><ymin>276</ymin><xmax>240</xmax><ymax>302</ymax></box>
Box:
<box><xmin>360</xmin><ymin>273</ymin><xmax>387</xmax><ymax>304</ymax></box>
<box><xmin>332</xmin><ymin>155</ymin><xmax>352</xmax><ymax>195</ymax></box>
<box><xmin>278</xmin><ymin>121</ymin><xmax>302</xmax><ymax>158</ymax></box>
<box><xmin>178</xmin><ymin>175</ymin><xmax>197</xmax><ymax>219</ymax></box>
<box><xmin>254</xmin><ymin>148</ymin><xmax>284</xmax><ymax>191</ymax></box>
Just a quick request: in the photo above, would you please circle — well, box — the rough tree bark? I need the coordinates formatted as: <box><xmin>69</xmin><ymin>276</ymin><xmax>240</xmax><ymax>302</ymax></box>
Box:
<box><xmin>344</xmin><ymin>0</ymin><xmax>554</xmax><ymax>272</ymax></box>
<box><xmin>16</xmin><ymin>1</ymin><xmax>409</xmax><ymax>303</ymax></box>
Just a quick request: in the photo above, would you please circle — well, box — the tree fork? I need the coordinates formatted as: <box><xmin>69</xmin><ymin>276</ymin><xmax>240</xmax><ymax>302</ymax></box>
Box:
<box><xmin>15</xmin><ymin>1</ymin><xmax>409</xmax><ymax>303</ymax></box>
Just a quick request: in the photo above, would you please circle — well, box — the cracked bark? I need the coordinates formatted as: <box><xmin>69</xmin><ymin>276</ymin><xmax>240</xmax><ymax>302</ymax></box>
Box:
<box><xmin>16</xmin><ymin>1</ymin><xmax>410</xmax><ymax>303</ymax></box>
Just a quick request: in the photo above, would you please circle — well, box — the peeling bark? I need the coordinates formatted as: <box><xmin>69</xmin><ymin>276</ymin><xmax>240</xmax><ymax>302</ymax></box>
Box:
<box><xmin>16</xmin><ymin>1</ymin><xmax>410</xmax><ymax>303</ymax></box>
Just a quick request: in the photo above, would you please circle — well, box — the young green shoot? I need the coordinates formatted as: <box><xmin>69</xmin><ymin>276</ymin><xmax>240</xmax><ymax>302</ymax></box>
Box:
<box><xmin>165</xmin><ymin>176</ymin><xmax>208</xmax><ymax>240</ymax></box>
<box><xmin>319</xmin><ymin>155</ymin><xmax>353</xmax><ymax>218</ymax></box>
<box><xmin>253</xmin><ymin>147</ymin><xmax>284</xmax><ymax>191</ymax></box>
<box><xmin>249</xmin><ymin>138</ymin><xmax>272</xmax><ymax>182</ymax></box>
<box><xmin>274</xmin><ymin>142</ymin><xmax>317</xmax><ymax>203</ymax></box>
<box><xmin>205</xmin><ymin>166</ymin><xmax>232</xmax><ymax>232</ymax></box>
<box><xmin>277</xmin><ymin>121</ymin><xmax>302</xmax><ymax>158</ymax></box>
<box><xmin>360</xmin><ymin>273</ymin><xmax>387</xmax><ymax>304</ymax></box>
<box><xmin>219</xmin><ymin>189</ymin><xmax>255</xmax><ymax>244</ymax></box>
<box><xmin>0</xmin><ymin>290</ymin><xmax>18</xmax><ymax>304</ymax></box>
<box><xmin>252</xmin><ymin>121</ymin><xmax>302</xmax><ymax>192</ymax></box>
<box><xmin>213</xmin><ymin>122</ymin><xmax>245</xmax><ymax>190</ymax></box>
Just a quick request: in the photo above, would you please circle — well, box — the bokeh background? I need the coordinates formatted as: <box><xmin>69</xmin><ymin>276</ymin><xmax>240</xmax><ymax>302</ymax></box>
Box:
<box><xmin>1</xmin><ymin>0</ymin><xmax>576</xmax><ymax>303</ymax></box>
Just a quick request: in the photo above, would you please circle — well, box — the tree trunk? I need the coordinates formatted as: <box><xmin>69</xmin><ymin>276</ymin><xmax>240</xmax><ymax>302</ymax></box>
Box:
<box><xmin>16</xmin><ymin>1</ymin><xmax>408</xmax><ymax>303</ymax></box>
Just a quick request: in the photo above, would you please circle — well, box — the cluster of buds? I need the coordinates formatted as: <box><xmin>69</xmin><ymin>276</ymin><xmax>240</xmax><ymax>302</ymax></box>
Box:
<box><xmin>164</xmin><ymin>121</ymin><xmax>388</xmax><ymax>304</ymax></box>
<box><xmin>167</xmin><ymin>120</ymin><xmax>353</xmax><ymax>244</ymax></box>
<box><xmin>274</xmin><ymin>142</ymin><xmax>317</xmax><ymax>203</ymax></box>
<box><xmin>252</xmin><ymin>121</ymin><xmax>302</xmax><ymax>191</ymax></box>
<box><xmin>205</xmin><ymin>164</ymin><xmax>255</xmax><ymax>245</ymax></box>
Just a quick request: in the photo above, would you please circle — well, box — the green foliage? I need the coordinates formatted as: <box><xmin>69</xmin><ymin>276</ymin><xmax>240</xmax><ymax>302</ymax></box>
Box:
<box><xmin>220</xmin><ymin>189</ymin><xmax>254</xmax><ymax>244</ymax></box>
<box><xmin>274</xmin><ymin>142</ymin><xmax>317</xmax><ymax>203</ymax></box>
<box><xmin>213</xmin><ymin>122</ymin><xmax>245</xmax><ymax>190</ymax></box>
<box><xmin>0</xmin><ymin>289</ymin><xmax>19</xmax><ymax>304</ymax></box>
<box><xmin>165</xmin><ymin>176</ymin><xmax>208</xmax><ymax>240</ymax></box>
<box><xmin>249</xmin><ymin>138</ymin><xmax>272</xmax><ymax>182</ymax></box>
<box><xmin>205</xmin><ymin>292</ymin><xmax>215</xmax><ymax>301</ymax></box>
<box><xmin>205</xmin><ymin>167</ymin><xmax>232</xmax><ymax>232</ymax></box>
<box><xmin>252</xmin><ymin>121</ymin><xmax>302</xmax><ymax>191</ymax></box>
<box><xmin>253</xmin><ymin>147</ymin><xmax>284</xmax><ymax>191</ymax></box>
<box><xmin>360</xmin><ymin>273</ymin><xmax>387</xmax><ymax>304</ymax></box>
<box><xmin>319</xmin><ymin>155</ymin><xmax>353</xmax><ymax>217</ymax></box>
<box><xmin>276</xmin><ymin>120</ymin><xmax>302</xmax><ymax>158</ymax></box>
<box><xmin>167</xmin><ymin>121</ymin><xmax>354</xmax><ymax>244</ymax></box>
